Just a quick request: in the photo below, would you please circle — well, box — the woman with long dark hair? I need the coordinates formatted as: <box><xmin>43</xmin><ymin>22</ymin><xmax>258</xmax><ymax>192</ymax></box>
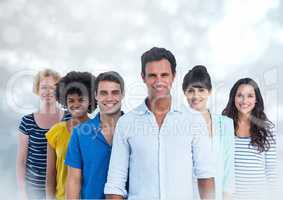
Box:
<box><xmin>222</xmin><ymin>78</ymin><xmax>277</xmax><ymax>199</ymax></box>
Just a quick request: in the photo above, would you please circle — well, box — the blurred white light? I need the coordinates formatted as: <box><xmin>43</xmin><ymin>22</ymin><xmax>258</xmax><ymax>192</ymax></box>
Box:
<box><xmin>208</xmin><ymin>20</ymin><xmax>272</xmax><ymax>70</ymax></box>
<box><xmin>172</xmin><ymin>26</ymin><xmax>193</xmax><ymax>48</ymax></box>
<box><xmin>224</xmin><ymin>0</ymin><xmax>278</xmax><ymax>25</ymax></box>
<box><xmin>125</xmin><ymin>39</ymin><xmax>137</xmax><ymax>51</ymax></box>
<box><xmin>0</xmin><ymin>50</ymin><xmax>19</xmax><ymax>65</ymax></box>
<box><xmin>160</xmin><ymin>0</ymin><xmax>179</xmax><ymax>15</ymax></box>
<box><xmin>274</xmin><ymin>29</ymin><xmax>283</xmax><ymax>45</ymax></box>
<box><xmin>2</xmin><ymin>26</ymin><xmax>21</xmax><ymax>45</ymax></box>
<box><xmin>0</xmin><ymin>0</ymin><xmax>26</xmax><ymax>19</ymax></box>
<box><xmin>5</xmin><ymin>69</ymin><xmax>38</xmax><ymax>114</ymax></box>
<box><xmin>134</xmin><ymin>13</ymin><xmax>146</xmax><ymax>27</ymax></box>
<box><xmin>143</xmin><ymin>31</ymin><xmax>166</xmax><ymax>47</ymax></box>
<box><xmin>69</xmin><ymin>3</ymin><xmax>88</xmax><ymax>20</ymax></box>
<box><xmin>264</xmin><ymin>68</ymin><xmax>278</xmax><ymax>85</ymax></box>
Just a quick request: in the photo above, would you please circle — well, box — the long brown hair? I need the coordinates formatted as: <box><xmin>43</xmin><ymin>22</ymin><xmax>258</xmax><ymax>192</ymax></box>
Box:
<box><xmin>222</xmin><ymin>78</ymin><xmax>274</xmax><ymax>152</ymax></box>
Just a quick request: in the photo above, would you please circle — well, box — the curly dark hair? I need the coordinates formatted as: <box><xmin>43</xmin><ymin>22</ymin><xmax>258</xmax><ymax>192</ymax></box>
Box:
<box><xmin>55</xmin><ymin>71</ymin><xmax>96</xmax><ymax>113</ymax></box>
<box><xmin>141</xmin><ymin>47</ymin><xmax>176</xmax><ymax>76</ymax></box>
<box><xmin>182</xmin><ymin>65</ymin><xmax>212</xmax><ymax>92</ymax></box>
<box><xmin>222</xmin><ymin>78</ymin><xmax>274</xmax><ymax>152</ymax></box>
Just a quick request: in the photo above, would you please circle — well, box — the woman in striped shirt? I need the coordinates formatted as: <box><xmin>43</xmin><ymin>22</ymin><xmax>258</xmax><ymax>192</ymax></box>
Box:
<box><xmin>16</xmin><ymin>69</ymin><xmax>70</xmax><ymax>199</ymax></box>
<box><xmin>222</xmin><ymin>78</ymin><xmax>277</xmax><ymax>200</ymax></box>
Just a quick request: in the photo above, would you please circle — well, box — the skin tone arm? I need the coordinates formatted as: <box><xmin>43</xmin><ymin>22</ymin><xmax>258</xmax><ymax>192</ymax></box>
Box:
<box><xmin>198</xmin><ymin>178</ymin><xmax>215</xmax><ymax>200</ymax></box>
<box><xmin>46</xmin><ymin>144</ymin><xmax>57</xmax><ymax>199</ymax></box>
<box><xmin>105</xmin><ymin>194</ymin><xmax>124</xmax><ymax>200</ymax></box>
<box><xmin>16</xmin><ymin>133</ymin><xmax>29</xmax><ymax>199</ymax></box>
<box><xmin>66</xmin><ymin>166</ymin><xmax>82</xmax><ymax>199</ymax></box>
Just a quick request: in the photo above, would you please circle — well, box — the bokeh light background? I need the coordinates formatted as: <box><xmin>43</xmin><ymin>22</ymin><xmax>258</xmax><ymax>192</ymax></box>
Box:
<box><xmin>0</xmin><ymin>0</ymin><xmax>282</xmax><ymax>198</ymax></box>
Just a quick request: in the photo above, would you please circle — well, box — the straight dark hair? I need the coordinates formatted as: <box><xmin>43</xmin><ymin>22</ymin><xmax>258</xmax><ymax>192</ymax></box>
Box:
<box><xmin>94</xmin><ymin>71</ymin><xmax>124</xmax><ymax>94</ymax></box>
<box><xmin>141</xmin><ymin>47</ymin><xmax>176</xmax><ymax>76</ymax></box>
<box><xmin>182</xmin><ymin>65</ymin><xmax>212</xmax><ymax>92</ymax></box>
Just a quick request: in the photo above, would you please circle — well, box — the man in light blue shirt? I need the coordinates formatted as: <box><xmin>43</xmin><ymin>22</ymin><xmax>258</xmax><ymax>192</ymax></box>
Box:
<box><xmin>104</xmin><ymin>47</ymin><xmax>215</xmax><ymax>200</ymax></box>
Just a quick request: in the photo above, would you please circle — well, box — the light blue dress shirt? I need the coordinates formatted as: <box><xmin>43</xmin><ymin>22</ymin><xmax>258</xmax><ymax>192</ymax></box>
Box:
<box><xmin>104</xmin><ymin>100</ymin><xmax>215</xmax><ymax>200</ymax></box>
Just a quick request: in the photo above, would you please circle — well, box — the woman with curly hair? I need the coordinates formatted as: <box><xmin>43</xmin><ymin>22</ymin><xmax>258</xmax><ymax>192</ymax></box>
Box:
<box><xmin>182</xmin><ymin>65</ymin><xmax>234</xmax><ymax>200</ymax></box>
<box><xmin>222</xmin><ymin>78</ymin><xmax>277</xmax><ymax>200</ymax></box>
<box><xmin>45</xmin><ymin>71</ymin><xmax>96</xmax><ymax>200</ymax></box>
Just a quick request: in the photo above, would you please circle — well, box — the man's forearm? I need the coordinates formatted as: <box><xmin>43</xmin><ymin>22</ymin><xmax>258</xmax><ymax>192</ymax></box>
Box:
<box><xmin>105</xmin><ymin>194</ymin><xmax>124</xmax><ymax>200</ymax></box>
<box><xmin>66</xmin><ymin>178</ymin><xmax>81</xmax><ymax>199</ymax></box>
<box><xmin>198</xmin><ymin>178</ymin><xmax>215</xmax><ymax>199</ymax></box>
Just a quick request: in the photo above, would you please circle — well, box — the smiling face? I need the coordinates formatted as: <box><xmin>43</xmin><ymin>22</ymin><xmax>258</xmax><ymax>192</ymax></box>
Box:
<box><xmin>235</xmin><ymin>84</ymin><xmax>256</xmax><ymax>116</ymax></box>
<box><xmin>38</xmin><ymin>76</ymin><xmax>57</xmax><ymax>105</ymax></box>
<box><xmin>66</xmin><ymin>93</ymin><xmax>90</xmax><ymax>118</ymax></box>
<box><xmin>142</xmin><ymin>58</ymin><xmax>175</xmax><ymax>101</ymax></box>
<box><xmin>95</xmin><ymin>80</ymin><xmax>123</xmax><ymax>115</ymax></box>
<box><xmin>185</xmin><ymin>86</ymin><xmax>211</xmax><ymax>112</ymax></box>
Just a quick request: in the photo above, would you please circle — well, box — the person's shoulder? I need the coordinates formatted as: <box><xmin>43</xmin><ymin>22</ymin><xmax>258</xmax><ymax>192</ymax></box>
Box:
<box><xmin>212</xmin><ymin>114</ymin><xmax>233</xmax><ymax>123</ymax></box>
<box><xmin>19</xmin><ymin>113</ymin><xmax>35</xmax><ymax>127</ymax></box>
<box><xmin>221</xmin><ymin>115</ymin><xmax>234</xmax><ymax>127</ymax></box>
<box><xmin>46</xmin><ymin>121</ymin><xmax>66</xmax><ymax>139</ymax></box>
<box><xmin>19</xmin><ymin>113</ymin><xmax>34</xmax><ymax>134</ymax></box>
<box><xmin>50</xmin><ymin>121</ymin><xmax>67</xmax><ymax>132</ymax></box>
<box><xmin>221</xmin><ymin>115</ymin><xmax>233</xmax><ymax>122</ymax></box>
<box><xmin>119</xmin><ymin>104</ymin><xmax>145</xmax><ymax>121</ymax></box>
<box><xmin>21</xmin><ymin>113</ymin><xmax>34</xmax><ymax>121</ymax></box>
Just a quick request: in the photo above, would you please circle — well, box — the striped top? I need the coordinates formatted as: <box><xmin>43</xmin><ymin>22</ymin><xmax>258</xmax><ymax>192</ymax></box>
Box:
<box><xmin>18</xmin><ymin>112</ymin><xmax>71</xmax><ymax>192</ymax></box>
<box><xmin>234</xmin><ymin>135</ymin><xmax>277</xmax><ymax>200</ymax></box>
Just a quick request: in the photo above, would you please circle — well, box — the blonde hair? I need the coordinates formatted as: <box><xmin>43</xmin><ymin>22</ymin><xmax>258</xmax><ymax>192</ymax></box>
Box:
<box><xmin>33</xmin><ymin>69</ymin><xmax>61</xmax><ymax>95</ymax></box>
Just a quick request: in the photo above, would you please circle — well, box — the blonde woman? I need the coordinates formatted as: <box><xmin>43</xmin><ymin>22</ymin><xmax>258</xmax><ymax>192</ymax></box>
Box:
<box><xmin>16</xmin><ymin>69</ymin><xmax>70</xmax><ymax>199</ymax></box>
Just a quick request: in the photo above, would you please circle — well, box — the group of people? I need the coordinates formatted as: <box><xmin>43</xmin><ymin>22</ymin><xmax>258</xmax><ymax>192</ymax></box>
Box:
<box><xmin>16</xmin><ymin>47</ymin><xmax>277</xmax><ymax>200</ymax></box>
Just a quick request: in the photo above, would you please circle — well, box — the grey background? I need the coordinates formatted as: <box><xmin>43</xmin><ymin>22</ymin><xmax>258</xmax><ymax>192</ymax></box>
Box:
<box><xmin>0</xmin><ymin>0</ymin><xmax>282</xmax><ymax>197</ymax></box>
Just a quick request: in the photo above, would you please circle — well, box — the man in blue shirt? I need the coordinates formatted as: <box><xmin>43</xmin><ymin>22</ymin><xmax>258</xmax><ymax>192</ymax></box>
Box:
<box><xmin>105</xmin><ymin>47</ymin><xmax>215</xmax><ymax>200</ymax></box>
<box><xmin>65</xmin><ymin>71</ymin><xmax>124</xmax><ymax>199</ymax></box>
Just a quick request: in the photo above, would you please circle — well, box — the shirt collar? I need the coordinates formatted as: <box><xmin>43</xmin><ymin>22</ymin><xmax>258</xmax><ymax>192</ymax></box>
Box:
<box><xmin>135</xmin><ymin>98</ymin><xmax>184</xmax><ymax>115</ymax></box>
<box><xmin>92</xmin><ymin>111</ymin><xmax>125</xmax><ymax>125</ymax></box>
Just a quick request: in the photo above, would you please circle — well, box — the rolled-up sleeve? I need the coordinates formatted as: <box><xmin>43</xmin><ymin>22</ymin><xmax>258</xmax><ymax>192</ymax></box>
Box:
<box><xmin>191</xmin><ymin>113</ymin><xmax>216</xmax><ymax>179</ymax></box>
<box><xmin>104</xmin><ymin>118</ymin><xmax>130</xmax><ymax>197</ymax></box>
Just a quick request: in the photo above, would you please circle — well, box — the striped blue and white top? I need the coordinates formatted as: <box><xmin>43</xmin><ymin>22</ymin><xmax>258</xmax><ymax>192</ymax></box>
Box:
<box><xmin>18</xmin><ymin>112</ymin><xmax>71</xmax><ymax>195</ymax></box>
<box><xmin>234</xmin><ymin>135</ymin><xmax>277</xmax><ymax>200</ymax></box>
